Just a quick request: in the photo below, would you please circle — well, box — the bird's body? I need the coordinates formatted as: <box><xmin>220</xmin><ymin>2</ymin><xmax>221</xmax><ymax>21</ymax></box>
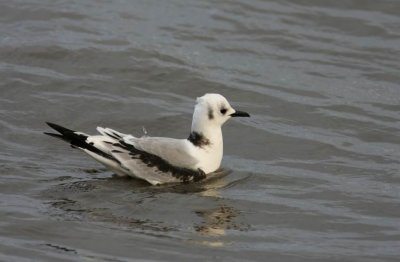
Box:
<box><xmin>45</xmin><ymin>94</ymin><xmax>249</xmax><ymax>185</ymax></box>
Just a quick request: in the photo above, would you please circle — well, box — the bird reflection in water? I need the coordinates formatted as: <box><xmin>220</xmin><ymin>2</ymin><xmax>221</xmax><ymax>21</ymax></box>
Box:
<box><xmin>189</xmin><ymin>169</ymin><xmax>249</xmax><ymax>247</ymax></box>
<box><xmin>43</xmin><ymin>168</ymin><xmax>249</xmax><ymax>247</ymax></box>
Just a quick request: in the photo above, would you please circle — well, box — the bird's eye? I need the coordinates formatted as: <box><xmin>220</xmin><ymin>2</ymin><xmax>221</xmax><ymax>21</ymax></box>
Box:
<box><xmin>220</xmin><ymin>108</ymin><xmax>227</xmax><ymax>115</ymax></box>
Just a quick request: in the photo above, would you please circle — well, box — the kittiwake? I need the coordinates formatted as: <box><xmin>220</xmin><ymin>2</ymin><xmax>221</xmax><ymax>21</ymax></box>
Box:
<box><xmin>45</xmin><ymin>93</ymin><xmax>250</xmax><ymax>185</ymax></box>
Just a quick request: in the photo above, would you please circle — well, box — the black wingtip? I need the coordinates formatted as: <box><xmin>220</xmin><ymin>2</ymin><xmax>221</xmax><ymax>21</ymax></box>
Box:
<box><xmin>46</xmin><ymin>122</ymin><xmax>75</xmax><ymax>135</ymax></box>
<box><xmin>44</xmin><ymin>132</ymin><xmax>61</xmax><ymax>137</ymax></box>
<box><xmin>44</xmin><ymin>131</ymin><xmax>68</xmax><ymax>140</ymax></box>
<box><xmin>46</xmin><ymin>122</ymin><xmax>56</xmax><ymax>128</ymax></box>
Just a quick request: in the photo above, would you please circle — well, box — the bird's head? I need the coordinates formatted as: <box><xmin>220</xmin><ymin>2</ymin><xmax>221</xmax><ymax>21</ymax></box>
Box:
<box><xmin>192</xmin><ymin>94</ymin><xmax>250</xmax><ymax>130</ymax></box>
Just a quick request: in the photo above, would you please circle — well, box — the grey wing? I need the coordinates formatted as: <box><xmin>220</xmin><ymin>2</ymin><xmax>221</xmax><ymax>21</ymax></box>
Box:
<box><xmin>84</xmin><ymin>135</ymin><xmax>130</xmax><ymax>177</ymax></box>
<box><xmin>93</xmin><ymin>128</ymin><xmax>203</xmax><ymax>184</ymax></box>
<box><xmin>96</xmin><ymin>127</ymin><xmax>199</xmax><ymax>167</ymax></box>
<box><xmin>96</xmin><ymin>127</ymin><xmax>129</xmax><ymax>140</ymax></box>
<box><xmin>122</xmin><ymin>136</ymin><xmax>199</xmax><ymax>169</ymax></box>
<box><xmin>110</xmin><ymin>141</ymin><xmax>205</xmax><ymax>185</ymax></box>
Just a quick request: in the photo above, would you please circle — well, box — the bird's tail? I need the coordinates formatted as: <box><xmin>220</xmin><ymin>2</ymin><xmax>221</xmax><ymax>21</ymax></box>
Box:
<box><xmin>44</xmin><ymin>122</ymin><xmax>115</xmax><ymax>161</ymax></box>
<box><xmin>44</xmin><ymin>122</ymin><xmax>88</xmax><ymax>147</ymax></box>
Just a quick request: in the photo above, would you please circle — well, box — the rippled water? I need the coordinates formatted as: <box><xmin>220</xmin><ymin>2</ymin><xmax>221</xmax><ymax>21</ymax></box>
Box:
<box><xmin>1</xmin><ymin>0</ymin><xmax>400</xmax><ymax>261</ymax></box>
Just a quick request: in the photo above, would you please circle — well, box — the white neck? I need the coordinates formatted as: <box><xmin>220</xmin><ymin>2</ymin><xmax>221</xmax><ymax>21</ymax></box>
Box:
<box><xmin>190</xmin><ymin>108</ymin><xmax>224</xmax><ymax>173</ymax></box>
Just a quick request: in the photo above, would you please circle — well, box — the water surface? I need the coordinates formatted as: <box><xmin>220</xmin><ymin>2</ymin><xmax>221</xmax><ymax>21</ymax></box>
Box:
<box><xmin>1</xmin><ymin>0</ymin><xmax>400</xmax><ymax>261</ymax></box>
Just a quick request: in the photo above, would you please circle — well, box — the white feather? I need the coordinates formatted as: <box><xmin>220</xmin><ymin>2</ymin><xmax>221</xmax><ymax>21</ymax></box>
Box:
<box><xmin>57</xmin><ymin>93</ymin><xmax>247</xmax><ymax>185</ymax></box>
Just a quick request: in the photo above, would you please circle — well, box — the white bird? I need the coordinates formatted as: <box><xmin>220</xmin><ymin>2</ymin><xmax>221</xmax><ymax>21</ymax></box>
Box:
<box><xmin>45</xmin><ymin>93</ymin><xmax>250</xmax><ymax>185</ymax></box>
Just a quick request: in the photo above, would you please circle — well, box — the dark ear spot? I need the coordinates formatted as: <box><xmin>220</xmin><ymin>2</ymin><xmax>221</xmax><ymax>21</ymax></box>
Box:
<box><xmin>220</xmin><ymin>108</ymin><xmax>227</xmax><ymax>115</ymax></box>
<box><xmin>208</xmin><ymin>107</ymin><xmax>214</xmax><ymax>120</ymax></box>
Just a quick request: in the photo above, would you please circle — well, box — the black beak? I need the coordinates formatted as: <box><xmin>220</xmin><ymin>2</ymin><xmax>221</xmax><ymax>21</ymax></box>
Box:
<box><xmin>230</xmin><ymin>110</ymin><xmax>250</xmax><ymax>117</ymax></box>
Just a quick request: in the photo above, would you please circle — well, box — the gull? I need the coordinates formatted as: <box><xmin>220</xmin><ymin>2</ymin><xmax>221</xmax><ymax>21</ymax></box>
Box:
<box><xmin>45</xmin><ymin>93</ymin><xmax>250</xmax><ymax>185</ymax></box>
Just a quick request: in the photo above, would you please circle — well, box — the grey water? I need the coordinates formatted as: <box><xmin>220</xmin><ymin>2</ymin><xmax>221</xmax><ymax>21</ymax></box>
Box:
<box><xmin>1</xmin><ymin>0</ymin><xmax>400</xmax><ymax>261</ymax></box>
